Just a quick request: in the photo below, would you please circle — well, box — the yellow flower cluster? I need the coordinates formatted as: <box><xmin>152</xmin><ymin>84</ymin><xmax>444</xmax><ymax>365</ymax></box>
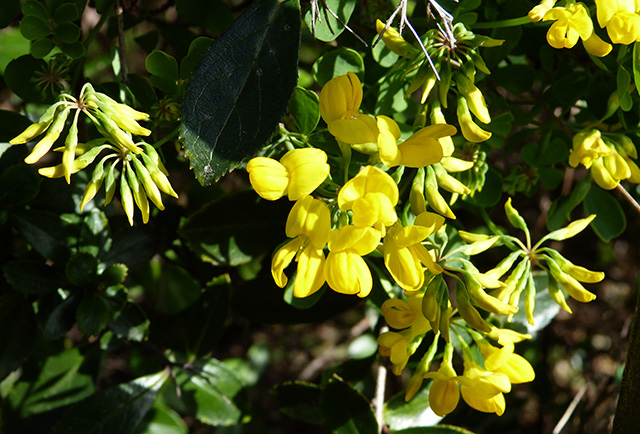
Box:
<box><xmin>568</xmin><ymin>129</ymin><xmax>640</xmax><ymax>190</ymax></box>
<box><xmin>529</xmin><ymin>0</ymin><xmax>640</xmax><ymax>56</ymax></box>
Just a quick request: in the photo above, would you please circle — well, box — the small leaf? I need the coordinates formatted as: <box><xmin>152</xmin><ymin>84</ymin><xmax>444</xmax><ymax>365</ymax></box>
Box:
<box><xmin>77</xmin><ymin>292</ymin><xmax>111</xmax><ymax>336</ymax></box>
<box><xmin>109</xmin><ymin>302</ymin><xmax>149</xmax><ymax>341</ymax></box>
<box><xmin>61</xmin><ymin>41</ymin><xmax>85</xmax><ymax>59</ymax></box>
<box><xmin>66</xmin><ymin>253</ymin><xmax>99</xmax><ymax>286</ymax></box>
<box><xmin>44</xmin><ymin>294</ymin><xmax>81</xmax><ymax>339</ymax></box>
<box><xmin>312</xmin><ymin>47</ymin><xmax>364</xmax><ymax>87</ymax></box>
<box><xmin>3</xmin><ymin>260</ymin><xmax>64</xmax><ymax>294</ymax></box>
<box><xmin>303</xmin><ymin>0</ymin><xmax>356</xmax><ymax>42</ymax></box>
<box><xmin>21</xmin><ymin>0</ymin><xmax>48</xmax><ymax>21</ymax></box>
<box><xmin>157</xmin><ymin>264</ymin><xmax>202</xmax><ymax>314</ymax></box>
<box><xmin>20</xmin><ymin>15</ymin><xmax>50</xmax><ymax>39</ymax></box>
<box><xmin>54</xmin><ymin>371</ymin><xmax>168</xmax><ymax>434</ymax></box>
<box><xmin>180</xmin><ymin>0</ymin><xmax>301</xmax><ymax>185</ymax></box>
<box><xmin>583</xmin><ymin>185</ymin><xmax>626</xmax><ymax>241</ymax></box>
<box><xmin>321</xmin><ymin>375</ymin><xmax>378</xmax><ymax>434</ymax></box>
<box><xmin>288</xmin><ymin>86</ymin><xmax>320</xmax><ymax>135</ymax></box>
<box><xmin>146</xmin><ymin>50</ymin><xmax>178</xmax><ymax>91</ymax></box>
<box><xmin>100</xmin><ymin>263</ymin><xmax>129</xmax><ymax>286</ymax></box>
<box><xmin>3</xmin><ymin>54</ymin><xmax>52</xmax><ymax>103</ymax></box>
<box><xmin>271</xmin><ymin>381</ymin><xmax>324</xmax><ymax>425</ymax></box>
<box><xmin>55</xmin><ymin>21</ymin><xmax>81</xmax><ymax>43</ymax></box>
<box><xmin>30</xmin><ymin>37</ymin><xmax>55</xmax><ymax>58</ymax></box>
<box><xmin>180</xmin><ymin>36</ymin><xmax>214</xmax><ymax>80</ymax></box>
<box><xmin>53</xmin><ymin>2</ymin><xmax>78</xmax><ymax>22</ymax></box>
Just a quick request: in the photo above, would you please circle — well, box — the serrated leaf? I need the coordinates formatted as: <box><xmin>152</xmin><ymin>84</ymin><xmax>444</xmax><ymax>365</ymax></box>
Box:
<box><xmin>583</xmin><ymin>185</ymin><xmax>626</xmax><ymax>241</ymax></box>
<box><xmin>271</xmin><ymin>381</ymin><xmax>324</xmax><ymax>425</ymax></box>
<box><xmin>54</xmin><ymin>371</ymin><xmax>168</xmax><ymax>434</ymax></box>
<box><xmin>3</xmin><ymin>260</ymin><xmax>64</xmax><ymax>294</ymax></box>
<box><xmin>289</xmin><ymin>86</ymin><xmax>320</xmax><ymax>135</ymax></box>
<box><xmin>100</xmin><ymin>263</ymin><xmax>128</xmax><ymax>286</ymax></box>
<box><xmin>164</xmin><ymin>358</ymin><xmax>246</xmax><ymax>426</ymax></box>
<box><xmin>7</xmin><ymin>348</ymin><xmax>95</xmax><ymax>417</ymax></box>
<box><xmin>0</xmin><ymin>292</ymin><xmax>37</xmax><ymax>381</ymax></box>
<box><xmin>180</xmin><ymin>0</ymin><xmax>301</xmax><ymax>185</ymax></box>
<box><xmin>321</xmin><ymin>375</ymin><xmax>378</xmax><ymax>434</ymax></box>
<box><xmin>77</xmin><ymin>292</ymin><xmax>111</xmax><ymax>336</ymax></box>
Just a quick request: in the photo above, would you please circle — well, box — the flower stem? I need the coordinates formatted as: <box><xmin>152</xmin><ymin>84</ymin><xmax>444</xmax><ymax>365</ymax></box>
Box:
<box><xmin>471</xmin><ymin>16</ymin><xmax>532</xmax><ymax>29</ymax></box>
<box><xmin>616</xmin><ymin>184</ymin><xmax>640</xmax><ymax>216</ymax></box>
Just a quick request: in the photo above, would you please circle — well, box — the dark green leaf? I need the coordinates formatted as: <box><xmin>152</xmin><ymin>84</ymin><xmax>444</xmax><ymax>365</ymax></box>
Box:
<box><xmin>61</xmin><ymin>41</ymin><xmax>85</xmax><ymax>58</ymax></box>
<box><xmin>0</xmin><ymin>292</ymin><xmax>37</xmax><ymax>381</ymax></box>
<box><xmin>132</xmin><ymin>401</ymin><xmax>188</xmax><ymax>434</ymax></box>
<box><xmin>134</xmin><ymin>30</ymin><xmax>159</xmax><ymax>52</ymax></box>
<box><xmin>54</xmin><ymin>371</ymin><xmax>168</xmax><ymax>434</ymax></box>
<box><xmin>20</xmin><ymin>15</ymin><xmax>51</xmax><ymax>39</ymax></box>
<box><xmin>303</xmin><ymin>0</ymin><xmax>356</xmax><ymax>42</ymax></box>
<box><xmin>44</xmin><ymin>294</ymin><xmax>80</xmax><ymax>339</ymax></box>
<box><xmin>0</xmin><ymin>164</ymin><xmax>42</xmax><ymax>205</ymax></box>
<box><xmin>538</xmin><ymin>167</ymin><xmax>563</xmax><ymax>190</ymax></box>
<box><xmin>0</xmin><ymin>0</ymin><xmax>20</xmax><ymax>28</ymax></box>
<box><xmin>157</xmin><ymin>264</ymin><xmax>202</xmax><ymax>314</ymax></box>
<box><xmin>127</xmin><ymin>73</ymin><xmax>157</xmax><ymax>110</ymax></box>
<box><xmin>271</xmin><ymin>381</ymin><xmax>324</xmax><ymax>425</ymax></box>
<box><xmin>66</xmin><ymin>253</ymin><xmax>98</xmax><ymax>286</ymax></box>
<box><xmin>289</xmin><ymin>86</ymin><xmax>320</xmax><ymax>135</ymax></box>
<box><xmin>312</xmin><ymin>48</ymin><xmax>364</xmax><ymax>87</ymax></box>
<box><xmin>180</xmin><ymin>0</ymin><xmax>301</xmax><ymax>185</ymax></box>
<box><xmin>77</xmin><ymin>292</ymin><xmax>111</xmax><ymax>336</ymax></box>
<box><xmin>321</xmin><ymin>375</ymin><xmax>378</xmax><ymax>434</ymax></box>
<box><xmin>30</xmin><ymin>37</ymin><xmax>55</xmax><ymax>58</ymax></box>
<box><xmin>180</xmin><ymin>36</ymin><xmax>214</xmax><ymax>80</ymax></box>
<box><xmin>7</xmin><ymin>348</ymin><xmax>95</xmax><ymax>417</ymax></box>
<box><xmin>22</xmin><ymin>0</ymin><xmax>47</xmax><ymax>20</ymax></box>
<box><xmin>53</xmin><ymin>3</ymin><xmax>78</xmax><ymax>22</ymax></box>
<box><xmin>146</xmin><ymin>50</ymin><xmax>178</xmax><ymax>83</ymax></box>
<box><xmin>100</xmin><ymin>263</ymin><xmax>129</xmax><ymax>286</ymax></box>
<box><xmin>186</xmin><ymin>282</ymin><xmax>228</xmax><ymax>357</ymax></box>
<box><xmin>55</xmin><ymin>21</ymin><xmax>81</xmax><ymax>43</ymax></box>
<box><xmin>320</xmin><ymin>354</ymin><xmax>376</xmax><ymax>385</ymax></box>
<box><xmin>0</xmin><ymin>110</ymin><xmax>32</xmax><ymax>142</ymax></box>
<box><xmin>464</xmin><ymin>166</ymin><xmax>502</xmax><ymax>208</ymax></box>
<box><xmin>179</xmin><ymin>191</ymin><xmax>290</xmax><ymax>266</ymax></box>
<box><xmin>485</xmin><ymin>111</ymin><xmax>514</xmax><ymax>149</ymax></box>
<box><xmin>3</xmin><ymin>55</ymin><xmax>52</xmax><ymax>102</ymax></box>
<box><xmin>583</xmin><ymin>185</ymin><xmax>626</xmax><ymax>241</ymax></box>
<box><xmin>521</xmin><ymin>137</ymin><xmax>568</xmax><ymax>167</ymax></box>
<box><xmin>490</xmin><ymin>64</ymin><xmax>535</xmax><ymax>94</ymax></box>
<box><xmin>102</xmin><ymin>226</ymin><xmax>161</xmax><ymax>270</ymax></box>
<box><xmin>3</xmin><ymin>260</ymin><xmax>64</xmax><ymax>294</ymax></box>
<box><xmin>110</xmin><ymin>302</ymin><xmax>149</xmax><ymax>341</ymax></box>
<box><xmin>165</xmin><ymin>358</ymin><xmax>246</xmax><ymax>426</ymax></box>
<box><xmin>384</xmin><ymin>384</ymin><xmax>442</xmax><ymax>431</ymax></box>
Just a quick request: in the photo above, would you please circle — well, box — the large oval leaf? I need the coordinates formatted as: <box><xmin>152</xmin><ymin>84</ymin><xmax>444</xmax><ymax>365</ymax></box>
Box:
<box><xmin>180</xmin><ymin>0</ymin><xmax>301</xmax><ymax>186</ymax></box>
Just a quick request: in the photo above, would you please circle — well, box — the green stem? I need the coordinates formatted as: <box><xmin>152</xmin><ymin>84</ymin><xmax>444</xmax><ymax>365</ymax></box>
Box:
<box><xmin>152</xmin><ymin>127</ymin><xmax>179</xmax><ymax>149</ymax></box>
<box><xmin>471</xmin><ymin>16</ymin><xmax>532</xmax><ymax>29</ymax></box>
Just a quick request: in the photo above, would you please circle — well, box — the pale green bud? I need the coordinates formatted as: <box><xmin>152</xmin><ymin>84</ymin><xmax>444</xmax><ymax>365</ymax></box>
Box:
<box><xmin>24</xmin><ymin>106</ymin><xmax>71</xmax><ymax>165</ymax></box>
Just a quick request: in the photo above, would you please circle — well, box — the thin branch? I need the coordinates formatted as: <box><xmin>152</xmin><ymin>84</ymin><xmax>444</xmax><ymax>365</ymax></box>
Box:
<box><xmin>553</xmin><ymin>382</ymin><xmax>588</xmax><ymax>434</ymax></box>
<box><xmin>374</xmin><ymin>325</ymin><xmax>389</xmax><ymax>433</ymax></box>
<box><xmin>616</xmin><ymin>183</ymin><xmax>640</xmax><ymax>216</ymax></box>
<box><xmin>116</xmin><ymin>0</ymin><xmax>128</xmax><ymax>85</ymax></box>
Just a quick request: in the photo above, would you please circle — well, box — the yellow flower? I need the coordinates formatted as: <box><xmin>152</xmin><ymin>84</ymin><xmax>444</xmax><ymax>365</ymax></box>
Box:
<box><xmin>375</xmin><ymin>19</ymin><xmax>418</xmax><ymax>58</ymax></box>
<box><xmin>528</xmin><ymin>0</ymin><xmax>557</xmax><ymax>22</ymax></box>
<box><xmin>338</xmin><ymin>166</ymin><xmax>399</xmax><ymax>235</ymax></box>
<box><xmin>247</xmin><ymin>148</ymin><xmax>330</xmax><ymax>201</ymax></box>
<box><xmin>382</xmin><ymin>212</ymin><xmax>444</xmax><ymax>291</ymax></box>
<box><xmin>319</xmin><ymin>72</ymin><xmax>379</xmax><ymax>145</ymax></box>
<box><xmin>543</xmin><ymin>4</ymin><xmax>593</xmax><ymax>49</ymax></box>
<box><xmin>459</xmin><ymin>359</ymin><xmax>511</xmax><ymax>416</ymax></box>
<box><xmin>424</xmin><ymin>344</ymin><xmax>460</xmax><ymax>416</ymax></box>
<box><xmin>478</xmin><ymin>341</ymin><xmax>535</xmax><ymax>384</ymax></box>
<box><xmin>377</xmin><ymin>116</ymin><xmax>455</xmax><ymax>168</ymax></box>
<box><xmin>377</xmin><ymin>329</ymin><xmax>415</xmax><ymax>375</ymax></box>
<box><xmin>324</xmin><ymin>225</ymin><xmax>381</xmax><ymax>297</ymax></box>
<box><xmin>271</xmin><ymin>196</ymin><xmax>331</xmax><ymax>298</ymax></box>
<box><xmin>595</xmin><ymin>0</ymin><xmax>640</xmax><ymax>44</ymax></box>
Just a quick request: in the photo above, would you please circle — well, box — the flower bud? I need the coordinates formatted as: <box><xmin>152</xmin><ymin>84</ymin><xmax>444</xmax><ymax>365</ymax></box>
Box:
<box><xmin>410</xmin><ymin>167</ymin><xmax>427</xmax><ymax>215</ymax></box>
<box><xmin>120</xmin><ymin>169</ymin><xmax>135</xmax><ymax>225</ymax></box>
<box><xmin>375</xmin><ymin>19</ymin><xmax>419</xmax><ymax>58</ymax></box>
<box><xmin>24</xmin><ymin>106</ymin><xmax>71</xmax><ymax>165</ymax></box>
<box><xmin>524</xmin><ymin>273</ymin><xmax>536</xmax><ymax>326</ymax></box>
<box><xmin>455</xmin><ymin>73</ymin><xmax>491</xmax><ymax>124</ymax></box>
<box><xmin>104</xmin><ymin>162</ymin><xmax>118</xmax><ymax>206</ymax></box>
<box><xmin>10</xmin><ymin>101</ymin><xmax>67</xmax><ymax>144</ymax></box>
<box><xmin>547</xmin><ymin>270</ymin><xmax>573</xmax><ymax>313</ymax></box>
<box><xmin>424</xmin><ymin>166</ymin><xmax>455</xmax><ymax>219</ymax></box>
<box><xmin>131</xmin><ymin>155</ymin><xmax>164</xmax><ymax>210</ymax></box>
<box><xmin>546</xmin><ymin>255</ymin><xmax>596</xmax><ymax>302</ymax></box>
<box><xmin>125</xmin><ymin>162</ymin><xmax>150</xmax><ymax>224</ymax></box>
<box><xmin>456</xmin><ymin>284</ymin><xmax>492</xmax><ymax>333</ymax></box>
<box><xmin>456</xmin><ymin>96</ymin><xmax>491</xmax><ymax>142</ymax></box>
<box><xmin>433</xmin><ymin>163</ymin><xmax>470</xmax><ymax>195</ymax></box>
<box><xmin>544</xmin><ymin>214</ymin><xmax>595</xmax><ymax>241</ymax></box>
<box><xmin>80</xmin><ymin>158</ymin><xmax>106</xmax><ymax>211</ymax></box>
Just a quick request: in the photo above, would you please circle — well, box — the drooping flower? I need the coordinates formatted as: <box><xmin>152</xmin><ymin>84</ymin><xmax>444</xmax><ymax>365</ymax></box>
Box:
<box><xmin>271</xmin><ymin>196</ymin><xmax>331</xmax><ymax>298</ymax></box>
<box><xmin>377</xmin><ymin>115</ymin><xmax>455</xmax><ymax>168</ymax></box>
<box><xmin>247</xmin><ymin>148</ymin><xmax>330</xmax><ymax>201</ymax></box>
<box><xmin>382</xmin><ymin>212</ymin><xmax>444</xmax><ymax>291</ymax></box>
<box><xmin>324</xmin><ymin>225</ymin><xmax>381</xmax><ymax>297</ymax></box>
<box><xmin>478</xmin><ymin>340</ymin><xmax>535</xmax><ymax>385</ymax></box>
<box><xmin>543</xmin><ymin>4</ymin><xmax>594</xmax><ymax>49</ymax></box>
<box><xmin>338</xmin><ymin>166</ymin><xmax>399</xmax><ymax>235</ymax></box>
<box><xmin>424</xmin><ymin>343</ymin><xmax>460</xmax><ymax>416</ymax></box>
<box><xmin>319</xmin><ymin>72</ymin><xmax>379</xmax><ymax>145</ymax></box>
<box><xmin>459</xmin><ymin>358</ymin><xmax>511</xmax><ymax>416</ymax></box>
<box><xmin>595</xmin><ymin>0</ymin><xmax>640</xmax><ymax>45</ymax></box>
<box><xmin>528</xmin><ymin>0</ymin><xmax>557</xmax><ymax>22</ymax></box>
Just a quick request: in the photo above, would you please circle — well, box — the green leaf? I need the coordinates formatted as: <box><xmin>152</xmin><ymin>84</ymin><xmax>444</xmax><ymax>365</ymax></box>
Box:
<box><xmin>180</xmin><ymin>36</ymin><xmax>214</xmax><ymax>80</ymax></box>
<box><xmin>583</xmin><ymin>185</ymin><xmax>626</xmax><ymax>241</ymax></box>
<box><xmin>271</xmin><ymin>381</ymin><xmax>324</xmax><ymax>425</ymax></box>
<box><xmin>179</xmin><ymin>191</ymin><xmax>290</xmax><ymax>266</ymax></box>
<box><xmin>371</xmin><ymin>33</ymin><xmax>399</xmax><ymax>68</ymax></box>
<box><xmin>22</xmin><ymin>0</ymin><xmax>47</xmax><ymax>20</ymax></box>
<box><xmin>146</xmin><ymin>50</ymin><xmax>178</xmax><ymax>94</ymax></box>
<box><xmin>321</xmin><ymin>374</ymin><xmax>378</xmax><ymax>434</ymax></box>
<box><xmin>77</xmin><ymin>292</ymin><xmax>111</xmax><ymax>336</ymax></box>
<box><xmin>180</xmin><ymin>0</ymin><xmax>301</xmax><ymax>185</ymax></box>
<box><xmin>618</xmin><ymin>64</ymin><xmax>633</xmax><ymax>111</ymax></box>
<box><xmin>55</xmin><ymin>21</ymin><xmax>81</xmax><ymax>43</ymax></box>
<box><xmin>20</xmin><ymin>15</ymin><xmax>51</xmax><ymax>39</ymax></box>
<box><xmin>44</xmin><ymin>294</ymin><xmax>81</xmax><ymax>339</ymax></box>
<box><xmin>165</xmin><ymin>358</ymin><xmax>246</xmax><ymax>426</ymax></box>
<box><xmin>175</xmin><ymin>0</ymin><xmax>233</xmax><ymax>33</ymax></box>
<box><xmin>54</xmin><ymin>371</ymin><xmax>168</xmax><ymax>434</ymax></box>
<box><xmin>30</xmin><ymin>37</ymin><xmax>55</xmax><ymax>58</ymax></box>
<box><xmin>384</xmin><ymin>385</ymin><xmax>442</xmax><ymax>431</ymax></box>
<box><xmin>289</xmin><ymin>86</ymin><xmax>321</xmax><ymax>135</ymax></box>
<box><xmin>4</xmin><ymin>54</ymin><xmax>53</xmax><ymax>102</ymax></box>
<box><xmin>66</xmin><ymin>253</ymin><xmax>99</xmax><ymax>286</ymax></box>
<box><xmin>0</xmin><ymin>110</ymin><xmax>34</xmax><ymax>142</ymax></box>
<box><xmin>303</xmin><ymin>0</ymin><xmax>356</xmax><ymax>42</ymax></box>
<box><xmin>61</xmin><ymin>41</ymin><xmax>85</xmax><ymax>59</ymax></box>
<box><xmin>186</xmin><ymin>282</ymin><xmax>228</xmax><ymax>357</ymax></box>
<box><xmin>3</xmin><ymin>260</ymin><xmax>64</xmax><ymax>294</ymax></box>
<box><xmin>134</xmin><ymin>30</ymin><xmax>159</xmax><ymax>52</ymax></box>
<box><xmin>102</xmin><ymin>226</ymin><xmax>161</xmax><ymax>270</ymax></box>
<box><xmin>127</xmin><ymin>73</ymin><xmax>158</xmax><ymax>110</ymax></box>
<box><xmin>8</xmin><ymin>347</ymin><xmax>95</xmax><ymax>417</ymax></box>
<box><xmin>464</xmin><ymin>166</ymin><xmax>502</xmax><ymax>208</ymax></box>
<box><xmin>156</xmin><ymin>264</ymin><xmax>202</xmax><ymax>314</ymax></box>
<box><xmin>53</xmin><ymin>2</ymin><xmax>78</xmax><ymax>22</ymax></box>
<box><xmin>0</xmin><ymin>164</ymin><xmax>41</xmax><ymax>205</ymax></box>
<box><xmin>100</xmin><ymin>263</ymin><xmax>129</xmax><ymax>286</ymax></box>
<box><xmin>0</xmin><ymin>292</ymin><xmax>37</xmax><ymax>381</ymax></box>
<box><xmin>521</xmin><ymin>137</ymin><xmax>568</xmax><ymax>167</ymax></box>
<box><xmin>312</xmin><ymin>47</ymin><xmax>364</xmax><ymax>87</ymax></box>
<box><xmin>490</xmin><ymin>64</ymin><xmax>535</xmax><ymax>94</ymax></box>
<box><xmin>634</xmin><ymin>42</ymin><xmax>640</xmax><ymax>97</ymax></box>
<box><xmin>132</xmin><ymin>401</ymin><xmax>188</xmax><ymax>434</ymax></box>
<box><xmin>110</xmin><ymin>302</ymin><xmax>149</xmax><ymax>341</ymax></box>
